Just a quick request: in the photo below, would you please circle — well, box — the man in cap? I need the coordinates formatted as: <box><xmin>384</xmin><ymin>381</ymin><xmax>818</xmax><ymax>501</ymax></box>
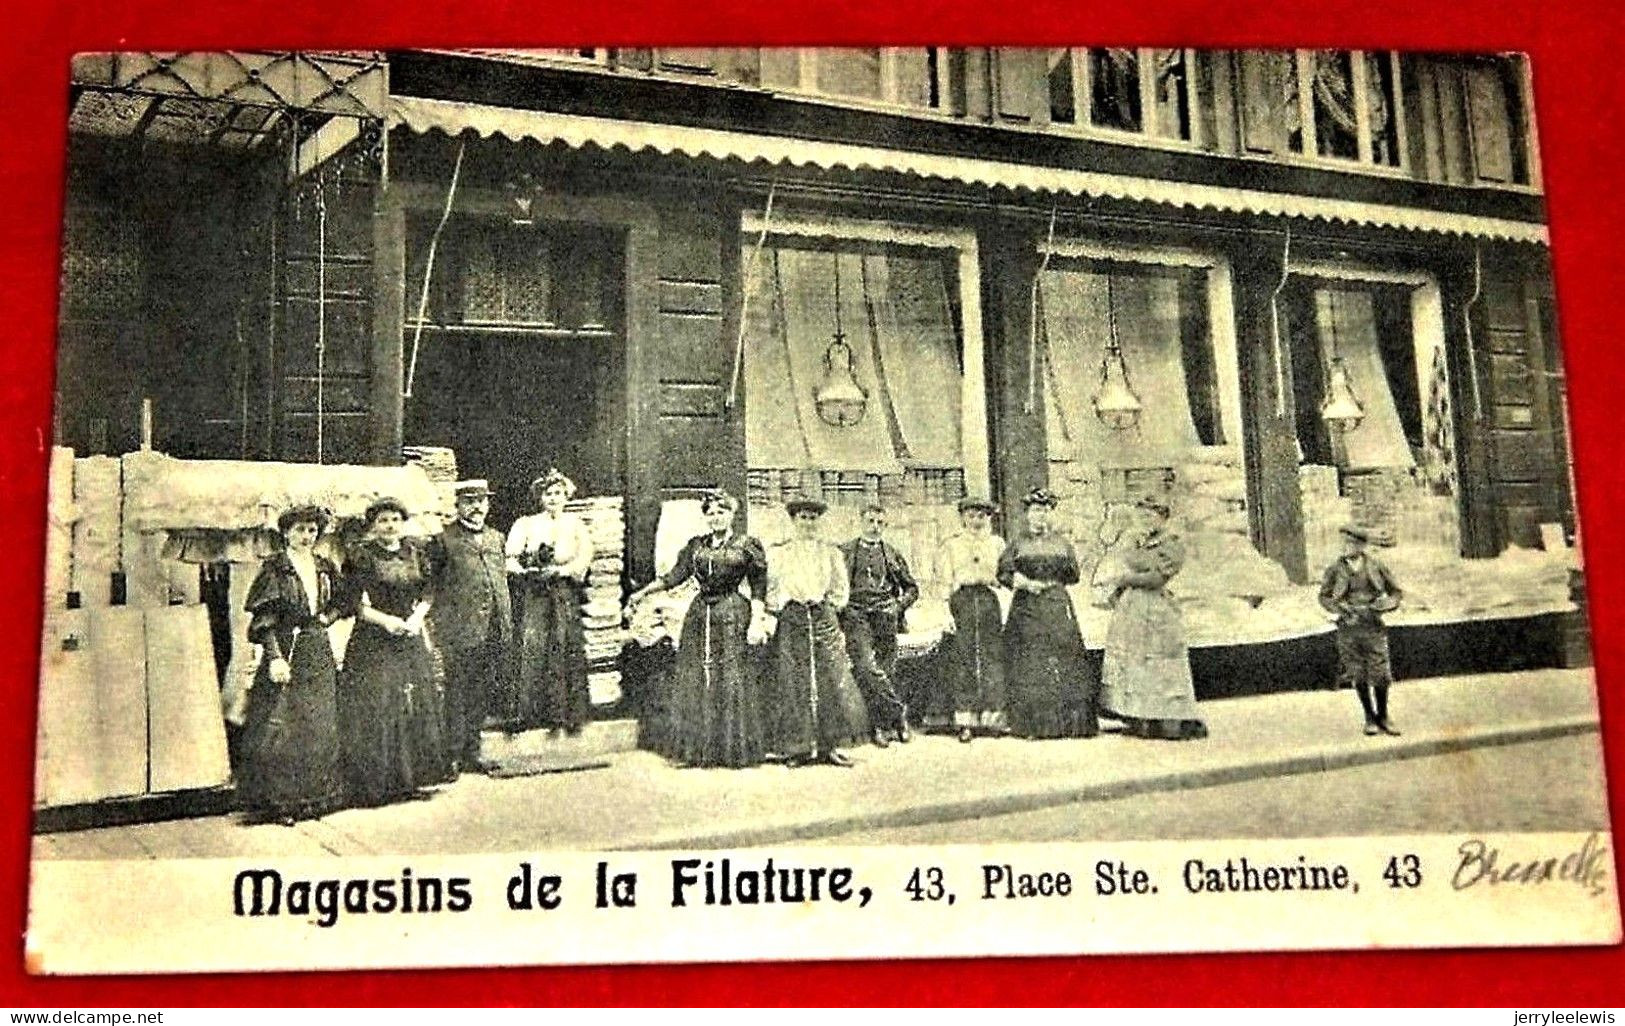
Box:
<box><xmin>429</xmin><ymin>480</ymin><xmax>513</xmax><ymax>772</ymax></box>
<box><xmin>1318</xmin><ymin>523</ymin><xmax>1404</xmax><ymax>736</ymax></box>
<box><xmin>839</xmin><ymin>504</ymin><xmax>919</xmax><ymax>747</ymax></box>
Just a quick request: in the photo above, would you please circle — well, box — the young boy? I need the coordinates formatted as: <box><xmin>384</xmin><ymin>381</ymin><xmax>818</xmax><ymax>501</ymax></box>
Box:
<box><xmin>1318</xmin><ymin>524</ymin><xmax>1404</xmax><ymax>736</ymax></box>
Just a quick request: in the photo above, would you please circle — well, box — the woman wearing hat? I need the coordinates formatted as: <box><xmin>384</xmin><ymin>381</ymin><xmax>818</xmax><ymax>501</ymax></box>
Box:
<box><xmin>764</xmin><ymin>496</ymin><xmax>870</xmax><ymax>767</ymax></box>
<box><xmin>237</xmin><ymin>504</ymin><xmax>346</xmax><ymax>825</ymax></box>
<box><xmin>338</xmin><ymin>497</ymin><xmax>450</xmax><ymax>806</ymax></box>
<box><xmin>1098</xmin><ymin>496</ymin><xmax>1206</xmax><ymax>741</ymax></box>
<box><xmin>505</xmin><ymin>468</ymin><xmax>593</xmax><ymax>735</ymax></box>
<box><xmin>626</xmin><ymin>490</ymin><xmax>770</xmax><ymax>767</ymax></box>
<box><xmin>997</xmin><ymin>488</ymin><xmax>1098</xmax><ymax>739</ymax></box>
<box><xmin>938</xmin><ymin>496</ymin><xmax>1008</xmax><ymax>743</ymax></box>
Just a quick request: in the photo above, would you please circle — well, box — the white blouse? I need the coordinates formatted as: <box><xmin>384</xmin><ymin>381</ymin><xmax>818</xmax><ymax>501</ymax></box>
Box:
<box><xmin>941</xmin><ymin>531</ymin><xmax>1005</xmax><ymax>590</ymax></box>
<box><xmin>766</xmin><ymin>538</ymin><xmax>850</xmax><ymax>610</ymax></box>
<box><xmin>287</xmin><ymin>551</ymin><xmax>320</xmax><ymax>615</ymax></box>
<box><xmin>505</xmin><ymin>511</ymin><xmax>593</xmax><ymax>581</ymax></box>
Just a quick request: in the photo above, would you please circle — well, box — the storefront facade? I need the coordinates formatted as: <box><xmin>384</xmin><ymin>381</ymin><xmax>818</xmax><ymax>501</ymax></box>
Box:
<box><xmin>370</xmin><ymin>48</ymin><xmax>1569</xmax><ymax>648</ymax></box>
<box><xmin>51</xmin><ymin>46</ymin><xmax>1578</xmax><ymax>691</ymax></box>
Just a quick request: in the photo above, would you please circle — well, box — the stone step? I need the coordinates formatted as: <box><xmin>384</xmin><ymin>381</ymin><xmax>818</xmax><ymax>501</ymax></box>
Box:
<box><xmin>478</xmin><ymin>719</ymin><xmax>639</xmax><ymax>766</ymax></box>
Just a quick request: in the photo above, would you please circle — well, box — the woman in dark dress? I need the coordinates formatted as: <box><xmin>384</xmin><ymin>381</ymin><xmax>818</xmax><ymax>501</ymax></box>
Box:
<box><xmin>997</xmin><ymin>487</ymin><xmax>1098</xmax><ymax>739</ymax></box>
<box><xmin>504</xmin><ymin>469</ymin><xmax>593</xmax><ymax>735</ymax></box>
<box><xmin>237</xmin><ymin>505</ymin><xmax>345</xmax><ymax>825</ymax></box>
<box><xmin>337</xmin><ymin>498</ymin><xmax>450</xmax><ymax>806</ymax></box>
<box><xmin>626</xmin><ymin>490</ymin><xmax>769</xmax><ymax>768</ymax></box>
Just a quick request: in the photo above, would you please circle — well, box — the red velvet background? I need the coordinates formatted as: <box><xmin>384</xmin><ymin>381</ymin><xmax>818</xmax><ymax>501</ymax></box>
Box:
<box><xmin>1</xmin><ymin>0</ymin><xmax>1621</xmax><ymax>1006</ymax></box>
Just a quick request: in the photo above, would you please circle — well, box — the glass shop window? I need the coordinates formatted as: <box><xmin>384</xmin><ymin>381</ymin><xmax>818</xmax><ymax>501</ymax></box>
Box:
<box><xmin>1037</xmin><ymin>260</ymin><xmax>1223</xmax><ymax>466</ymax></box>
<box><xmin>742</xmin><ymin>242</ymin><xmax>965</xmax><ymax>479</ymax></box>
<box><xmin>1047</xmin><ymin>48</ymin><xmax>1203</xmax><ymax>144</ymax></box>
<box><xmin>407</xmin><ymin>217</ymin><xmax>619</xmax><ymax>335</ymax></box>
<box><xmin>1284</xmin><ymin>282</ymin><xmax>1421</xmax><ymax>472</ymax></box>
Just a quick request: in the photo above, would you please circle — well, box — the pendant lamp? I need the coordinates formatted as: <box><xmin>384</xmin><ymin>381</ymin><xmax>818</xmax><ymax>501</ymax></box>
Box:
<box><xmin>815</xmin><ymin>252</ymin><xmax>869</xmax><ymax>428</ymax></box>
<box><xmin>1093</xmin><ymin>273</ymin><xmax>1143</xmax><ymax>431</ymax></box>
<box><xmin>1319</xmin><ymin>291</ymin><xmax>1365</xmax><ymax>433</ymax></box>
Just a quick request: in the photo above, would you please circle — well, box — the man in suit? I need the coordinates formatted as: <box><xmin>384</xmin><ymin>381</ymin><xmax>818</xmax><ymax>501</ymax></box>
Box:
<box><xmin>1318</xmin><ymin>523</ymin><xmax>1404</xmax><ymax>737</ymax></box>
<box><xmin>430</xmin><ymin>479</ymin><xmax>514</xmax><ymax>773</ymax></box>
<box><xmin>840</xmin><ymin>504</ymin><xmax>920</xmax><ymax>747</ymax></box>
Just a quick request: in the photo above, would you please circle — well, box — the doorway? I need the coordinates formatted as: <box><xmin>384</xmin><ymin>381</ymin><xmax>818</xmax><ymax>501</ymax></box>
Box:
<box><xmin>402</xmin><ymin>215</ymin><xmax>627</xmax><ymax>531</ymax></box>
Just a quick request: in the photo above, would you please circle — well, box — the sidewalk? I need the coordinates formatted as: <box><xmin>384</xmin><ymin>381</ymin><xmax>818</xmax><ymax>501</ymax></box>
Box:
<box><xmin>32</xmin><ymin>668</ymin><xmax>1604</xmax><ymax>860</ymax></box>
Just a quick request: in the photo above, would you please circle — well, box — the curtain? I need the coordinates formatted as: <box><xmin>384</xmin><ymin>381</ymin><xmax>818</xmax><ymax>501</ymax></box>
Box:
<box><xmin>1040</xmin><ymin>266</ymin><xmax>1202</xmax><ymax>469</ymax></box>
<box><xmin>743</xmin><ymin>246</ymin><xmax>962</xmax><ymax>474</ymax></box>
<box><xmin>1317</xmin><ymin>288</ymin><xmax>1416</xmax><ymax>472</ymax></box>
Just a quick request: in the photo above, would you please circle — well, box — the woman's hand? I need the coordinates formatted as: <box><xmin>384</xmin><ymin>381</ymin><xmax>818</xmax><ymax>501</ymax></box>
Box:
<box><xmin>268</xmin><ymin>657</ymin><xmax>292</xmax><ymax>685</ymax></box>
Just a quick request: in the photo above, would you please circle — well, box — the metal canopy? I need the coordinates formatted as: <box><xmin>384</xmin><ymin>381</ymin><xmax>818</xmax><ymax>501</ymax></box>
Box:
<box><xmin>69</xmin><ymin>51</ymin><xmax>387</xmax><ymax>152</ymax></box>
<box><xmin>391</xmin><ymin>94</ymin><xmax>1549</xmax><ymax>245</ymax></box>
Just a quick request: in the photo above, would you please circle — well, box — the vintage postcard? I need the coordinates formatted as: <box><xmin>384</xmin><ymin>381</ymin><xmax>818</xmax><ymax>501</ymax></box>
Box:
<box><xmin>26</xmin><ymin>47</ymin><xmax>1619</xmax><ymax>974</ymax></box>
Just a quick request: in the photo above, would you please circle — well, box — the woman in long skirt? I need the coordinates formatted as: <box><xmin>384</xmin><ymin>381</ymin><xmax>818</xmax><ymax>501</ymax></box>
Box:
<box><xmin>626</xmin><ymin>490</ymin><xmax>769</xmax><ymax>767</ymax></box>
<box><xmin>1099</xmin><ymin>497</ymin><xmax>1207</xmax><ymax>740</ymax></box>
<box><xmin>237</xmin><ymin>505</ymin><xmax>345</xmax><ymax>825</ymax></box>
<box><xmin>940</xmin><ymin>496</ymin><xmax>1007</xmax><ymax>743</ymax></box>
<box><xmin>338</xmin><ymin>498</ymin><xmax>450</xmax><ymax>806</ymax></box>
<box><xmin>764</xmin><ymin>497</ymin><xmax>869</xmax><ymax>767</ymax></box>
<box><xmin>505</xmin><ymin>468</ymin><xmax>592</xmax><ymax>734</ymax></box>
<box><xmin>997</xmin><ymin>487</ymin><xmax>1098</xmax><ymax>739</ymax></box>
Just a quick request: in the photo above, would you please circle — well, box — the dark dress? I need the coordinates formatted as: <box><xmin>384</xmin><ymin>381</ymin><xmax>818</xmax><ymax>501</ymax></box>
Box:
<box><xmin>338</xmin><ymin>538</ymin><xmax>451</xmax><ymax>806</ymax></box>
<box><xmin>998</xmin><ymin>530</ymin><xmax>1099</xmax><ymax>739</ymax></box>
<box><xmin>238</xmin><ymin>552</ymin><xmax>345</xmax><ymax>822</ymax></box>
<box><xmin>659</xmin><ymin>532</ymin><xmax>770</xmax><ymax>767</ymax></box>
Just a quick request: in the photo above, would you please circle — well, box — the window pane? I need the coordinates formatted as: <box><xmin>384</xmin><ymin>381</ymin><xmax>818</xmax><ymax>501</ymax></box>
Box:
<box><xmin>1151</xmin><ymin>48</ymin><xmax>1192</xmax><ymax>140</ymax></box>
<box><xmin>1366</xmin><ymin>52</ymin><xmax>1402</xmax><ymax>166</ymax></box>
<box><xmin>1089</xmin><ymin>48</ymin><xmax>1142</xmax><ymax>131</ymax></box>
<box><xmin>813</xmin><ymin>48</ymin><xmax>883</xmax><ymax>100</ymax></box>
<box><xmin>1048</xmin><ymin>48</ymin><xmax>1076</xmax><ymax>124</ymax></box>
<box><xmin>1312</xmin><ymin>50</ymin><xmax>1360</xmax><ymax>159</ymax></box>
<box><xmin>759</xmin><ymin>49</ymin><xmax>800</xmax><ymax>89</ymax></box>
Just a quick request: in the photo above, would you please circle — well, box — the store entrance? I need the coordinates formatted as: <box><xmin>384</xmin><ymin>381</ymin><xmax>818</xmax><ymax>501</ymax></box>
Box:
<box><xmin>402</xmin><ymin>217</ymin><xmax>627</xmax><ymax>532</ymax></box>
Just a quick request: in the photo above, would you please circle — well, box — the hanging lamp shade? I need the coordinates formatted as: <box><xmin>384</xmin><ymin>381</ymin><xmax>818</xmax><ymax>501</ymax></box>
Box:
<box><xmin>1093</xmin><ymin>349</ymin><xmax>1143</xmax><ymax>431</ymax></box>
<box><xmin>1320</xmin><ymin>356</ymin><xmax>1365</xmax><ymax>433</ymax></box>
<box><xmin>814</xmin><ymin>252</ymin><xmax>868</xmax><ymax>428</ymax></box>
<box><xmin>1092</xmin><ymin>273</ymin><xmax>1143</xmax><ymax>431</ymax></box>
<box><xmin>815</xmin><ymin>336</ymin><xmax>869</xmax><ymax>427</ymax></box>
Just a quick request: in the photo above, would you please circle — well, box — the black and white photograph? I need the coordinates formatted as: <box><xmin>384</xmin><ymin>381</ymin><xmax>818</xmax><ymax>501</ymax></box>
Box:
<box><xmin>26</xmin><ymin>47</ymin><xmax>1620</xmax><ymax>973</ymax></box>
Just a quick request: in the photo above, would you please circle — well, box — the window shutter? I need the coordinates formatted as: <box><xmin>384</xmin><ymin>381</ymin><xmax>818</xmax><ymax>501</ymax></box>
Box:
<box><xmin>1464</xmin><ymin>63</ymin><xmax>1515</xmax><ymax>184</ymax></box>
<box><xmin>614</xmin><ymin>48</ymin><xmax>654</xmax><ymax>72</ymax></box>
<box><xmin>890</xmin><ymin>48</ymin><xmax>932</xmax><ymax>108</ymax></box>
<box><xmin>994</xmin><ymin>48</ymin><xmax>1045</xmax><ymax>122</ymax></box>
<box><xmin>1237</xmin><ymin>51</ymin><xmax>1288</xmax><ymax>154</ymax></box>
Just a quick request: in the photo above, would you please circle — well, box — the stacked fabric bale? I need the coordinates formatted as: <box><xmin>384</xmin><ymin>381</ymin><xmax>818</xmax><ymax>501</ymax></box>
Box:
<box><xmin>569</xmin><ymin>495</ymin><xmax>627</xmax><ymax>706</ymax></box>
<box><xmin>402</xmin><ymin>445</ymin><xmax>460</xmax><ymax>524</ymax></box>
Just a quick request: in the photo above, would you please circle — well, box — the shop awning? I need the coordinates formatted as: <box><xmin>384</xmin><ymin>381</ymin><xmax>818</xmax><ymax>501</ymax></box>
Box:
<box><xmin>391</xmin><ymin>95</ymin><xmax>1548</xmax><ymax>245</ymax></box>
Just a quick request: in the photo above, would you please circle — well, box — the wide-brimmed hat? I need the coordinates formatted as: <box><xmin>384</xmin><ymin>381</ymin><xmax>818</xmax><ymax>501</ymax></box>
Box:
<box><xmin>276</xmin><ymin>504</ymin><xmax>331</xmax><ymax>535</ymax></box>
<box><xmin>363</xmin><ymin>497</ymin><xmax>411</xmax><ymax>524</ymax></box>
<box><xmin>700</xmin><ymin>489</ymin><xmax>740</xmax><ymax>514</ymax></box>
<box><xmin>1022</xmin><ymin>487</ymin><xmax>1058</xmax><ymax>509</ymax></box>
<box><xmin>1339</xmin><ymin>523</ymin><xmax>1373</xmax><ymax>543</ymax></box>
<box><xmin>453</xmin><ymin>479</ymin><xmax>491</xmax><ymax>499</ymax></box>
<box><xmin>785</xmin><ymin>497</ymin><xmax>828</xmax><ymax>517</ymax></box>
<box><xmin>530</xmin><ymin>468</ymin><xmax>577</xmax><ymax>502</ymax></box>
<box><xmin>958</xmin><ymin>496</ymin><xmax>997</xmax><ymax>514</ymax></box>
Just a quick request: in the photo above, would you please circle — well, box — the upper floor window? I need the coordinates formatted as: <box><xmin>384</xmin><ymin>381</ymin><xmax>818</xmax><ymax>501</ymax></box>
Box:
<box><xmin>760</xmin><ymin>48</ymin><xmax>949</xmax><ymax>111</ymax></box>
<box><xmin>1047</xmin><ymin>48</ymin><xmax>1205</xmax><ymax>144</ymax></box>
<box><xmin>1239</xmin><ymin>49</ymin><xmax>1405</xmax><ymax>169</ymax></box>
